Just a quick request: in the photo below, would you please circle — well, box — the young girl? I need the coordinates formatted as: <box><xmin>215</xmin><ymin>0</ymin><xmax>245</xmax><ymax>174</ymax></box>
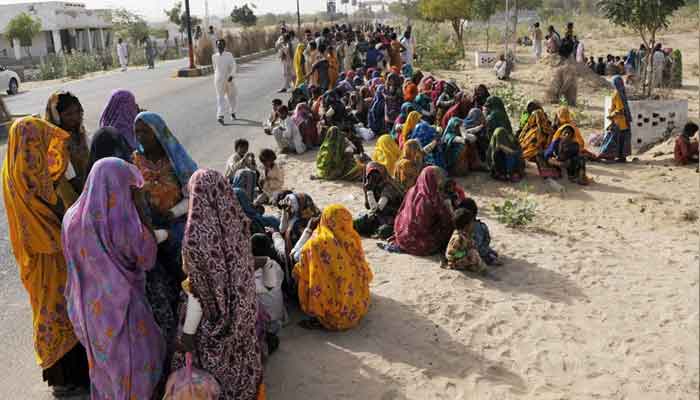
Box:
<box><xmin>444</xmin><ymin>207</ymin><xmax>489</xmax><ymax>275</ymax></box>
<box><xmin>256</xmin><ymin>148</ymin><xmax>285</xmax><ymax>205</ymax></box>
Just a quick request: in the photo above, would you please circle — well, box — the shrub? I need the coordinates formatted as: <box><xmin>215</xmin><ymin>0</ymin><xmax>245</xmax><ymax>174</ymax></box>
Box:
<box><xmin>39</xmin><ymin>54</ymin><xmax>65</xmax><ymax>80</ymax></box>
<box><xmin>492</xmin><ymin>186</ymin><xmax>537</xmax><ymax>227</ymax></box>
<box><xmin>64</xmin><ymin>52</ymin><xmax>102</xmax><ymax>78</ymax></box>
<box><xmin>492</xmin><ymin>84</ymin><xmax>529</xmax><ymax>119</ymax></box>
<box><xmin>415</xmin><ymin>33</ymin><xmax>461</xmax><ymax>71</ymax></box>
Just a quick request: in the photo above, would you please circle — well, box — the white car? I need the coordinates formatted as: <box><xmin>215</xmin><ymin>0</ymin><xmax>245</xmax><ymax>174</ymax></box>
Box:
<box><xmin>0</xmin><ymin>65</ymin><xmax>20</xmax><ymax>95</ymax></box>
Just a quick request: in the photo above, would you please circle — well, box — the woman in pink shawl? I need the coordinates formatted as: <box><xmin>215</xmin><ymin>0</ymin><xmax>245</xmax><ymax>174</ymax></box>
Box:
<box><xmin>292</xmin><ymin>102</ymin><xmax>320</xmax><ymax>147</ymax></box>
<box><xmin>99</xmin><ymin>89</ymin><xmax>140</xmax><ymax>150</ymax></box>
<box><xmin>392</xmin><ymin>166</ymin><xmax>454</xmax><ymax>256</ymax></box>
<box><xmin>62</xmin><ymin>157</ymin><xmax>166</xmax><ymax>399</ymax></box>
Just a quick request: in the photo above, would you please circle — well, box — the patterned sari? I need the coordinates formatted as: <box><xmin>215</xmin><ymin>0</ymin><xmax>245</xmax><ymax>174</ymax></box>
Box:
<box><xmin>519</xmin><ymin>109</ymin><xmax>554</xmax><ymax>161</ymax></box>
<box><xmin>394</xmin><ymin>139</ymin><xmax>424</xmax><ymax>191</ymax></box>
<box><xmin>99</xmin><ymin>89</ymin><xmax>140</xmax><ymax>150</ymax></box>
<box><xmin>175</xmin><ymin>169</ymin><xmax>263</xmax><ymax>400</ymax></box>
<box><xmin>62</xmin><ymin>158</ymin><xmax>165</xmax><ymax>399</ymax></box>
<box><xmin>294</xmin><ymin>204</ymin><xmax>374</xmax><ymax>330</ymax></box>
<box><xmin>2</xmin><ymin>118</ymin><xmax>82</xmax><ymax>375</ymax></box>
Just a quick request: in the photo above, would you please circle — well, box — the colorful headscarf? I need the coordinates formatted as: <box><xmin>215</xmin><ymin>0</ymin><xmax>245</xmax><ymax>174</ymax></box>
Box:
<box><xmin>2</xmin><ymin>117</ymin><xmax>76</xmax><ymax>369</ymax></box>
<box><xmin>62</xmin><ymin>157</ymin><xmax>164</xmax><ymax>399</ymax></box>
<box><xmin>410</xmin><ymin>121</ymin><xmax>445</xmax><ymax>169</ymax></box>
<box><xmin>293</xmin><ymin>204</ymin><xmax>373</xmax><ymax>331</ymax></box>
<box><xmin>488</xmin><ymin>127</ymin><xmax>522</xmax><ymax>169</ymax></box>
<box><xmin>400</xmin><ymin>111</ymin><xmax>422</xmax><ymax>148</ymax></box>
<box><xmin>99</xmin><ymin>89</ymin><xmax>140</xmax><ymax>149</ymax></box>
<box><xmin>44</xmin><ymin>90</ymin><xmax>90</xmax><ymax>188</ymax></box>
<box><xmin>401</xmin><ymin>63</ymin><xmax>414</xmax><ymax>80</ymax></box>
<box><xmin>519</xmin><ymin>109</ymin><xmax>554</xmax><ymax>161</ymax></box>
<box><xmin>372</xmin><ymin>134</ymin><xmax>401</xmax><ymax>175</ymax></box>
<box><xmin>181</xmin><ymin>169</ymin><xmax>262</xmax><ymax>399</ymax></box>
<box><xmin>403</xmin><ymin>82</ymin><xmax>418</xmax><ymax>102</ymax></box>
<box><xmin>612</xmin><ymin>75</ymin><xmax>632</xmax><ymax>126</ymax></box>
<box><xmin>394</xmin><ymin>139</ymin><xmax>424</xmax><ymax>191</ymax></box>
<box><xmin>315</xmin><ymin>127</ymin><xmax>361</xmax><ymax>180</ymax></box>
<box><xmin>232</xmin><ymin>168</ymin><xmax>258</xmax><ymax>202</ymax></box>
<box><xmin>414</xmin><ymin>93</ymin><xmax>432</xmax><ymax>115</ymax></box>
<box><xmin>484</xmin><ymin>96</ymin><xmax>513</xmax><ymax>140</ymax></box>
<box><xmin>368</xmin><ymin>85</ymin><xmax>386</xmax><ymax>134</ymax></box>
<box><xmin>442</xmin><ymin>117</ymin><xmax>465</xmax><ymax>170</ymax></box>
<box><xmin>393</xmin><ymin>166</ymin><xmax>453</xmax><ymax>256</ymax></box>
<box><xmin>463</xmin><ymin>107</ymin><xmax>484</xmax><ymax>130</ymax></box>
<box><xmin>552</xmin><ymin>106</ymin><xmax>585</xmax><ymax>149</ymax></box>
<box><xmin>134</xmin><ymin>112</ymin><xmax>198</xmax><ymax>189</ymax></box>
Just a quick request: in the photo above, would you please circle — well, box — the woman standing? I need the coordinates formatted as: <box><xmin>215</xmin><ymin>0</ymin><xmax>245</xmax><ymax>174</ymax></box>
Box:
<box><xmin>44</xmin><ymin>91</ymin><xmax>90</xmax><ymax>205</ymax></box>
<box><xmin>99</xmin><ymin>89</ymin><xmax>141</xmax><ymax>150</ymax></box>
<box><xmin>2</xmin><ymin>117</ymin><xmax>90</xmax><ymax>397</ymax></box>
<box><xmin>598</xmin><ymin>76</ymin><xmax>632</xmax><ymax>162</ymax></box>
<box><xmin>176</xmin><ymin>169</ymin><xmax>263</xmax><ymax>400</ymax></box>
<box><xmin>294</xmin><ymin>204</ymin><xmax>374</xmax><ymax>330</ymax></box>
<box><xmin>62</xmin><ymin>158</ymin><xmax>166</xmax><ymax>399</ymax></box>
<box><xmin>392</xmin><ymin>166</ymin><xmax>454</xmax><ymax>256</ymax></box>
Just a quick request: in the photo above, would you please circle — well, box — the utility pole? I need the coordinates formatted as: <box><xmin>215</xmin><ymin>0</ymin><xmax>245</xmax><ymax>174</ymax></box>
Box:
<box><xmin>504</xmin><ymin>0</ymin><xmax>509</xmax><ymax>57</ymax></box>
<box><xmin>184</xmin><ymin>0</ymin><xmax>195</xmax><ymax>69</ymax></box>
<box><xmin>297</xmin><ymin>0</ymin><xmax>301</xmax><ymax>33</ymax></box>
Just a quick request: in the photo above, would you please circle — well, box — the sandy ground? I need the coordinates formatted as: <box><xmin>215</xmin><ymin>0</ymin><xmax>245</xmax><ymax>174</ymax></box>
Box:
<box><xmin>264</xmin><ymin>30</ymin><xmax>699</xmax><ymax>399</ymax></box>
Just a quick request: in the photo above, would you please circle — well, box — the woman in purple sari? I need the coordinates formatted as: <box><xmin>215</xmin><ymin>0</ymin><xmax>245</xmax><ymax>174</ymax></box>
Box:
<box><xmin>62</xmin><ymin>157</ymin><xmax>166</xmax><ymax>399</ymax></box>
<box><xmin>99</xmin><ymin>89</ymin><xmax>140</xmax><ymax>150</ymax></box>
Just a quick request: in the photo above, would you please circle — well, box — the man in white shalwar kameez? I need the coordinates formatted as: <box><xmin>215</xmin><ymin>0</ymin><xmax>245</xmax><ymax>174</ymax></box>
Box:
<box><xmin>116</xmin><ymin>38</ymin><xmax>129</xmax><ymax>71</ymax></box>
<box><xmin>212</xmin><ymin>39</ymin><xmax>238</xmax><ymax>124</ymax></box>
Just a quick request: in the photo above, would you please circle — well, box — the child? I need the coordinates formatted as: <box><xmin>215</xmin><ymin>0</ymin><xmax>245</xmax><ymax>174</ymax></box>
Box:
<box><xmin>251</xmin><ymin>234</ymin><xmax>288</xmax><ymax>337</ymax></box>
<box><xmin>674</xmin><ymin>122</ymin><xmax>699</xmax><ymax>166</ymax></box>
<box><xmin>255</xmin><ymin>148</ymin><xmax>285</xmax><ymax>205</ymax></box>
<box><xmin>263</xmin><ymin>99</ymin><xmax>284</xmax><ymax>135</ymax></box>
<box><xmin>444</xmin><ymin>208</ymin><xmax>489</xmax><ymax>275</ymax></box>
<box><xmin>269</xmin><ymin>105</ymin><xmax>306</xmax><ymax>155</ymax></box>
<box><xmin>461</xmin><ymin>198</ymin><xmax>500</xmax><ymax>266</ymax></box>
<box><xmin>224</xmin><ymin>138</ymin><xmax>257</xmax><ymax>181</ymax></box>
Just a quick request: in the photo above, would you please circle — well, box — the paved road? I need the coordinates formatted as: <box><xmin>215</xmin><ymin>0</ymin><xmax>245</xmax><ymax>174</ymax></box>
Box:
<box><xmin>0</xmin><ymin>56</ymin><xmax>286</xmax><ymax>398</ymax></box>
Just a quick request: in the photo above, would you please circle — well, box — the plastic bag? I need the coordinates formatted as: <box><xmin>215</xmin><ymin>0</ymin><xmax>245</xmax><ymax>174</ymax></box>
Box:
<box><xmin>163</xmin><ymin>352</ymin><xmax>221</xmax><ymax>400</ymax></box>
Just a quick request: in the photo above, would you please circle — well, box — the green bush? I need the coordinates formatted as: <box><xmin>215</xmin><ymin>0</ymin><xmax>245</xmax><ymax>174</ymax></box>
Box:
<box><xmin>39</xmin><ymin>54</ymin><xmax>65</xmax><ymax>80</ymax></box>
<box><xmin>493</xmin><ymin>197</ymin><xmax>537</xmax><ymax>227</ymax></box>
<box><xmin>64</xmin><ymin>52</ymin><xmax>102</xmax><ymax>78</ymax></box>
<box><xmin>492</xmin><ymin>84</ymin><xmax>529</xmax><ymax>119</ymax></box>
<box><xmin>415</xmin><ymin>34</ymin><xmax>462</xmax><ymax>71</ymax></box>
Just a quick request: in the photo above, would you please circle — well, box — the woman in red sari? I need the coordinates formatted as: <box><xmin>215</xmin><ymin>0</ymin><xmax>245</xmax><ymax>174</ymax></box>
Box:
<box><xmin>392</xmin><ymin>166</ymin><xmax>454</xmax><ymax>256</ymax></box>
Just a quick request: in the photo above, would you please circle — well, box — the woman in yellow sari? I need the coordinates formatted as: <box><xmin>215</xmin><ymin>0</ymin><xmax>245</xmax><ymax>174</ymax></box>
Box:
<box><xmin>552</xmin><ymin>106</ymin><xmax>597</xmax><ymax>160</ymax></box>
<box><xmin>519</xmin><ymin>108</ymin><xmax>554</xmax><ymax>162</ymax></box>
<box><xmin>372</xmin><ymin>134</ymin><xmax>401</xmax><ymax>175</ymax></box>
<box><xmin>293</xmin><ymin>204</ymin><xmax>373</xmax><ymax>331</ymax></box>
<box><xmin>399</xmin><ymin>111</ymin><xmax>422</xmax><ymax>149</ymax></box>
<box><xmin>293</xmin><ymin>42</ymin><xmax>306</xmax><ymax>87</ymax></box>
<box><xmin>394</xmin><ymin>139</ymin><xmax>425</xmax><ymax>191</ymax></box>
<box><xmin>2</xmin><ymin>117</ymin><xmax>89</xmax><ymax>396</ymax></box>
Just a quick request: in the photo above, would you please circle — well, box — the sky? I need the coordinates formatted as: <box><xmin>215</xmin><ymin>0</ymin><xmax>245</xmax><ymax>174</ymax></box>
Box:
<box><xmin>0</xmin><ymin>0</ymin><xmax>348</xmax><ymax>21</ymax></box>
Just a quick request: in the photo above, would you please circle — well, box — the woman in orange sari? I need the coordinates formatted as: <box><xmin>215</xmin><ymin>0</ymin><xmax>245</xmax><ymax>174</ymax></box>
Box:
<box><xmin>2</xmin><ymin>117</ymin><xmax>90</xmax><ymax>397</ymax></box>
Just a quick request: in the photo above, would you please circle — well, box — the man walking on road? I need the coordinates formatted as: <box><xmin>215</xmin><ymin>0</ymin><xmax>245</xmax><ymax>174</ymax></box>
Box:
<box><xmin>212</xmin><ymin>39</ymin><xmax>237</xmax><ymax>124</ymax></box>
<box><xmin>116</xmin><ymin>38</ymin><xmax>129</xmax><ymax>71</ymax></box>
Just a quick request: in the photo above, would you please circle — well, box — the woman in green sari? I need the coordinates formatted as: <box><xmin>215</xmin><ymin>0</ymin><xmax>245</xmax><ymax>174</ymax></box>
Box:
<box><xmin>312</xmin><ymin>126</ymin><xmax>363</xmax><ymax>181</ymax></box>
<box><xmin>488</xmin><ymin>127</ymin><xmax>525</xmax><ymax>182</ymax></box>
<box><xmin>483</xmin><ymin>96</ymin><xmax>513</xmax><ymax>163</ymax></box>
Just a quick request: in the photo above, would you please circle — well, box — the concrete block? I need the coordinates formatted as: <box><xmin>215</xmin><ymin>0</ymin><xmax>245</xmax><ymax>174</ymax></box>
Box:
<box><xmin>604</xmin><ymin>96</ymin><xmax>688</xmax><ymax>150</ymax></box>
<box><xmin>474</xmin><ymin>51</ymin><xmax>497</xmax><ymax>68</ymax></box>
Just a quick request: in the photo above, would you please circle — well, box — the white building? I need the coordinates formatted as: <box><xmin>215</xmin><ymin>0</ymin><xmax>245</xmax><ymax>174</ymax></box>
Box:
<box><xmin>0</xmin><ymin>2</ymin><xmax>113</xmax><ymax>60</ymax></box>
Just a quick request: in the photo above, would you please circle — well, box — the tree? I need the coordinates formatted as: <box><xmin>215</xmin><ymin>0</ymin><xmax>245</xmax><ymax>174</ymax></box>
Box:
<box><xmin>111</xmin><ymin>8</ymin><xmax>150</xmax><ymax>44</ymax></box>
<box><xmin>164</xmin><ymin>2</ymin><xmax>202</xmax><ymax>34</ymax></box>
<box><xmin>419</xmin><ymin>0</ymin><xmax>473</xmax><ymax>48</ymax></box>
<box><xmin>4</xmin><ymin>12</ymin><xmax>42</xmax><ymax>57</ymax></box>
<box><xmin>598</xmin><ymin>0</ymin><xmax>686</xmax><ymax>97</ymax></box>
<box><xmin>231</xmin><ymin>4</ymin><xmax>258</xmax><ymax>28</ymax></box>
<box><xmin>388</xmin><ymin>0</ymin><xmax>422</xmax><ymax>22</ymax></box>
<box><xmin>471</xmin><ymin>0</ymin><xmax>497</xmax><ymax>51</ymax></box>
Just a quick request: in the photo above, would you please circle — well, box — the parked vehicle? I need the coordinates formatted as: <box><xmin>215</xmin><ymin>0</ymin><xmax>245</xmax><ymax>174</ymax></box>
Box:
<box><xmin>0</xmin><ymin>65</ymin><xmax>20</xmax><ymax>95</ymax></box>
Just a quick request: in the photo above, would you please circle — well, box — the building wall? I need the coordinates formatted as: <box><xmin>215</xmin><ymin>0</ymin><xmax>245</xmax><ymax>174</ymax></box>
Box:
<box><xmin>604</xmin><ymin>96</ymin><xmax>689</xmax><ymax>149</ymax></box>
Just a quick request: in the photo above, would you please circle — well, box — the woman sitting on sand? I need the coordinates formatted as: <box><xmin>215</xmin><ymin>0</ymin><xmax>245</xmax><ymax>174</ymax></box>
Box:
<box><xmin>312</xmin><ymin>127</ymin><xmax>364</xmax><ymax>181</ymax></box>
<box><xmin>391</xmin><ymin>102</ymin><xmax>416</xmax><ymax>140</ymax></box>
<box><xmin>674</xmin><ymin>122</ymin><xmax>700</xmax><ymax>166</ymax></box>
<box><xmin>409</xmin><ymin>120</ymin><xmax>446</xmax><ymax>169</ymax></box>
<box><xmin>373</xmin><ymin>134</ymin><xmax>401</xmax><ymax>176</ymax></box>
<box><xmin>484</xmin><ymin>96</ymin><xmax>513</xmax><ymax>148</ymax></box>
<box><xmin>354</xmin><ymin>162</ymin><xmax>405</xmax><ymax>239</ymax></box>
<box><xmin>545</xmin><ymin>124</ymin><xmax>590</xmax><ymax>185</ymax></box>
<box><xmin>232</xmin><ymin>168</ymin><xmax>280</xmax><ymax>233</ymax></box>
<box><xmin>519</xmin><ymin>109</ymin><xmax>557</xmax><ymax>177</ymax></box>
<box><xmin>488</xmin><ymin>127</ymin><xmax>525</xmax><ymax>182</ymax></box>
<box><xmin>293</xmin><ymin>204</ymin><xmax>374</xmax><ymax>330</ymax></box>
<box><xmin>391</xmin><ymin>166</ymin><xmax>455</xmax><ymax>256</ymax></box>
<box><xmin>399</xmin><ymin>110</ymin><xmax>422</xmax><ymax>149</ymax></box>
<box><xmin>442</xmin><ymin>116</ymin><xmax>481</xmax><ymax>176</ymax></box>
<box><xmin>552</xmin><ymin>106</ymin><xmax>597</xmax><ymax>160</ymax></box>
<box><xmin>440</xmin><ymin>92</ymin><xmax>473</xmax><ymax>130</ymax></box>
<box><xmin>394</xmin><ymin>139</ymin><xmax>425</xmax><ymax>191</ymax></box>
